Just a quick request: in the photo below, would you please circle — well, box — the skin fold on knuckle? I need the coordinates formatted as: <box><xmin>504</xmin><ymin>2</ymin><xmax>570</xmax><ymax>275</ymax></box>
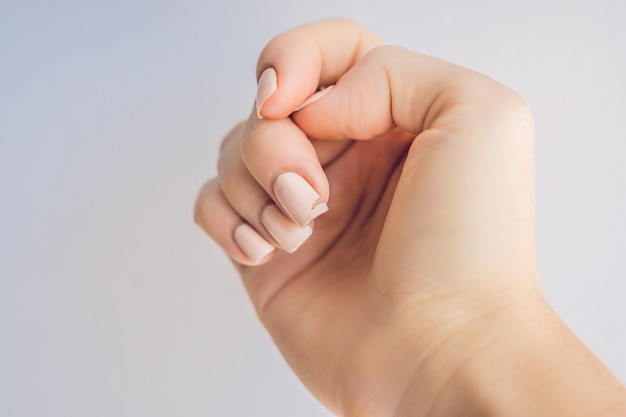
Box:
<box><xmin>193</xmin><ymin>179</ymin><xmax>218</xmax><ymax>232</ymax></box>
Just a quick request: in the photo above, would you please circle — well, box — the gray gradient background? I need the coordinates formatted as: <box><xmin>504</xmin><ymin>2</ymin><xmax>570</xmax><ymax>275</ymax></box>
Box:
<box><xmin>1</xmin><ymin>1</ymin><xmax>625</xmax><ymax>416</ymax></box>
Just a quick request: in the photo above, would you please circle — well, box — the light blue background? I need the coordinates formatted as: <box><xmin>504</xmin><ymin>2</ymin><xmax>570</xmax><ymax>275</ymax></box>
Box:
<box><xmin>1</xmin><ymin>1</ymin><xmax>625</xmax><ymax>416</ymax></box>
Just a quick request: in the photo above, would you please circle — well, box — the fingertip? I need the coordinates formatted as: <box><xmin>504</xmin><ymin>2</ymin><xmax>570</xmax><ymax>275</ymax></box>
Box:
<box><xmin>273</xmin><ymin>172</ymin><xmax>329</xmax><ymax>227</ymax></box>
<box><xmin>261</xmin><ymin>204</ymin><xmax>313</xmax><ymax>254</ymax></box>
<box><xmin>256</xmin><ymin>68</ymin><xmax>277</xmax><ymax>119</ymax></box>
<box><xmin>195</xmin><ymin>179</ymin><xmax>276</xmax><ymax>267</ymax></box>
<box><xmin>255</xmin><ymin>20</ymin><xmax>382</xmax><ymax>119</ymax></box>
<box><xmin>233</xmin><ymin>223</ymin><xmax>276</xmax><ymax>265</ymax></box>
<box><xmin>257</xmin><ymin>62</ymin><xmax>320</xmax><ymax>119</ymax></box>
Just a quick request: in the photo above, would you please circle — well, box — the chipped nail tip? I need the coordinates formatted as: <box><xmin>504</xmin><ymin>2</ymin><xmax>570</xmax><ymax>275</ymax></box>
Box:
<box><xmin>273</xmin><ymin>172</ymin><xmax>329</xmax><ymax>227</ymax></box>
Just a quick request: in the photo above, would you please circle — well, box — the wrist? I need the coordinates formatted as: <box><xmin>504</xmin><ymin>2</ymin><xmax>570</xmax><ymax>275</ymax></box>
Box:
<box><xmin>396</xmin><ymin>289</ymin><xmax>550</xmax><ymax>417</ymax></box>
<box><xmin>392</xmin><ymin>288</ymin><xmax>626</xmax><ymax>417</ymax></box>
<box><xmin>337</xmin><ymin>280</ymin><xmax>545</xmax><ymax>417</ymax></box>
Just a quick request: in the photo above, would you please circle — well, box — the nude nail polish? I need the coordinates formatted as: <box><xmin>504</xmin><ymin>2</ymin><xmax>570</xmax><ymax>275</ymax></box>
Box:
<box><xmin>256</xmin><ymin>68</ymin><xmax>277</xmax><ymax>119</ymax></box>
<box><xmin>261</xmin><ymin>205</ymin><xmax>312</xmax><ymax>253</ymax></box>
<box><xmin>233</xmin><ymin>223</ymin><xmax>274</xmax><ymax>264</ymax></box>
<box><xmin>294</xmin><ymin>85</ymin><xmax>335</xmax><ymax>112</ymax></box>
<box><xmin>273</xmin><ymin>172</ymin><xmax>328</xmax><ymax>227</ymax></box>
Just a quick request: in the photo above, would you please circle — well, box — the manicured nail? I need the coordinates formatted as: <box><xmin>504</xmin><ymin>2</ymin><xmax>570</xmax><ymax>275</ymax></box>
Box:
<box><xmin>233</xmin><ymin>223</ymin><xmax>275</xmax><ymax>264</ymax></box>
<box><xmin>273</xmin><ymin>172</ymin><xmax>329</xmax><ymax>227</ymax></box>
<box><xmin>256</xmin><ymin>68</ymin><xmax>277</xmax><ymax>119</ymax></box>
<box><xmin>294</xmin><ymin>85</ymin><xmax>335</xmax><ymax>112</ymax></box>
<box><xmin>261</xmin><ymin>205</ymin><xmax>312</xmax><ymax>253</ymax></box>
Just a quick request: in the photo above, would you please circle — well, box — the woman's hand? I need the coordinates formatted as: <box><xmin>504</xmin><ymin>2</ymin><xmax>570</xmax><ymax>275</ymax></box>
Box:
<box><xmin>195</xmin><ymin>20</ymin><xmax>625</xmax><ymax>417</ymax></box>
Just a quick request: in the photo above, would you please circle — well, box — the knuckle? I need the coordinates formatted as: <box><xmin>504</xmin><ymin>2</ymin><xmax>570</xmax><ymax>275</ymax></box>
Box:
<box><xmin>193</xmin><ymin>179</ymin><xmax>219</xmax><ymax>229</ymax></box>
<box><xmin>217</xmin><ymin>122</ymin><xmax>248</xmax><ymax>178</ymax></box>
<box><xmin>491</xmin><ymin>88</ymin><xmax>535</xmax><ymax>133</ymax></box>
<box><xmin>219</xmin><ymin>121</ymin><xmax>246</xmax><ymax>154</ymax></box>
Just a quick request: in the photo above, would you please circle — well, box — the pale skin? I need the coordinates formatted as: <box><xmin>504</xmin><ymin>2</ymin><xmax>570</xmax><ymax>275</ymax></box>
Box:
<box><xmin>195</xmin><ymin>20</ymin><xmax>626</xmax><ymax>417</ymax></box>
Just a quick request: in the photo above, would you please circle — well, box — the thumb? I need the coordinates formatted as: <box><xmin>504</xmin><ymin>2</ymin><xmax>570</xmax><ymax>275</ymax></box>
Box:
<box><xmin>292</xmin><ymin>45</ymin><xmax>515</xmax><ymax>140</ymax></box>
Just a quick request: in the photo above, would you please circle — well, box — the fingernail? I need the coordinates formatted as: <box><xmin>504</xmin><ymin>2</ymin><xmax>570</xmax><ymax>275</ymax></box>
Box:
<box><xmin>294</xmin><ymin>85</ymin><xmax>335</xmax><ymax>112</ymax></box>
<box><xmin>261</xmin><ymin>205</ymin><xmax>312</xmax><ymax>253</ymax></box>
<box><xmin>256</xmin><ymin>68</ymin><xmax>277</xmax><ymax>119</ymax></box>
<box><xmin>273</xmin><ymin>172</ymin><xmax>329</xmax><ymax>227</ymax></box>
<box><xmin>233</xmin><ymin>223</ymin><xmax>275</xmax><ymax>264</ymax></box>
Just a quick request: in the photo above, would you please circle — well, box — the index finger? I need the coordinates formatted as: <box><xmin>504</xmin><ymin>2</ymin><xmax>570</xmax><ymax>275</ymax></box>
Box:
<box><xmin>255</xmin><ymin>19</ymin><xmax>384</xmax><ymax>119</ymax></box>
